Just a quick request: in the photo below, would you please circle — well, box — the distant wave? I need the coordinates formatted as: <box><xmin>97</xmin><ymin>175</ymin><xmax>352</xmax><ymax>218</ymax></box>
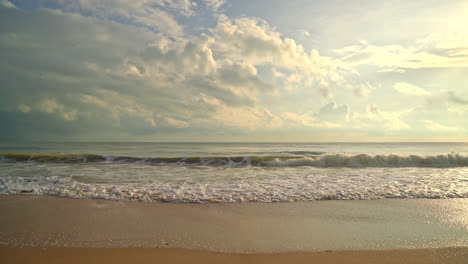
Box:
<box><xmin>1</xmin><ymin>153</ymin><xmax>468</xmax><ymax>167</ymax></box>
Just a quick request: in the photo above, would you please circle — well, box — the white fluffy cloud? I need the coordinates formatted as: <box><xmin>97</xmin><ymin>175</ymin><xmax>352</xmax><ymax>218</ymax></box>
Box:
<box><xmin>393</xmin><ymin>82</ymin><xmax>430</xmax><ymax>96</ymax></box>
<box><xmin>334</xmin><ymin>33</ymin><xmax>468</xmax><ymax>70</ymax></box>
<box><xmin>353</xmin><ymin>82</ymin><xmax>374</xmax><ymax>98</ymax></box>
<box><xmin>213</xmin><ymin>15</ymin><xmax>349</xmax><ymax>96</ymax></box>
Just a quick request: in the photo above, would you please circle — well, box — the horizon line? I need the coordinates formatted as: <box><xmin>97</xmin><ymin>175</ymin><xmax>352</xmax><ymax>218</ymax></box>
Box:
<box><xmin>1</xmin><ymin>141</ymin><xmax>467</xmax><ymax>144</ymax></box>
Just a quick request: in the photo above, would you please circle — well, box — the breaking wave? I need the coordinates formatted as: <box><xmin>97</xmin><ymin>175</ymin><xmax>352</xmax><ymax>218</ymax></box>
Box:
<box><xmin>1</xmin><ymin>153</ymin><xmax>468</xmax><ymax>167</ymax></box>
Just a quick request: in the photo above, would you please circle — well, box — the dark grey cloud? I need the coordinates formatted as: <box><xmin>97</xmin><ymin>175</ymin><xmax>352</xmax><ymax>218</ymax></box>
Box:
<box><xmin>446</xmin><ymin>91</ymin><xmax>468</xmax><ymax>105</ymax></box>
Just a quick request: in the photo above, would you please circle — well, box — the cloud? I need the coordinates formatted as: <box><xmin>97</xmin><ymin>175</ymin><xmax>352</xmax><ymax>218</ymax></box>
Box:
<box><xmin>37</xmin><ymin>98</ymin><xmax>77</xmax><ymax>121</ymax></box>
<box><xmin>1</xmin><ymin>2</ymin><xmax>467</xmax><ymax>141</ymax></box>
<box><xmin>44</xmin><ymin>0</ymin><xmax>187</xmax><ymax>37</ymax></box>
<box><xmin>317</xmin><ymin>101</ymin><xmax>349</xmax><ymax>124</ymax></box>
<box><xmin>281</xmin><ymin>112</ymin><xmax>320</xmax><ymax>127</ymax></box>
<box><xmin>213</xmin><ymin>15</ymin><xmax>349</xmax><ymax>97</ymax></box>
<box><xmin>424</xmin><ymin>120</ymin><xmax>460</xmax><ymax>132</ymax></box>
<box><xmin>417</xmin><ymin>32</ymin><xmax>468</xmax><ymax>58</ymax></box>
<box><xmin>401</xmin><ymin>92</ymin><xmax>467</xmax><ymax>134</ymax></box>
<box><xmin>334</xmin><ymin>33</ymin><xmax>468</xmax><ymax>70</ymax></box>
<box><xmin>17</xmin><ymin>104</ymin><xmax>31</xmax><ymax>113</ymax></box>
<box><xmin>157</xmin><ymin>0</ymin><xmax>197</xmax><ymax>16</ymax></box>
<box><xmin>142</xmin><ymin>35</ymin><xmax>274</xmax><ymax>108</ymax></box>
<box><xmin>377</xmin><ymin>68</ymin><xmax>406</xmax><ymax>73</ymax></box>
<box><xmin>393</xmin><ymin>82</ymin><xmax>430</xmax><ymax>96</ymax></box>
<box><xmin>203</xmin><ymin>0</ymin><xmax>226</xmax><ymax>12</ymax></box>
<box><xmin>0</xmin><ymin>0</ymin><xmax>14</xmax><ymax>8</ymax></box>
<box><xmin>165</xmin><ymin>117</ymin><xmax>189</xmax><ymax>128</ymax></box>
<box><xmin>0</xmin><ymin>7</ymin><xmax>162</xmax><ymax>137</ymax></box>
<box><xmin>445</xmin><ymin>91</ymin><xmax>468</xmax><ymax>105</ymax></box>
<box><xmin>0</xmin><ymin>5</ymin><xmax>294</xmax><ymax>139</ymax></box>
<box><xmin>80</xmin><ymin>93</ymin><xmax>156</xmax><ymax>128</ymax></box>
<box><xmin>199</xmin><ymin>95</ymin><xmax>283</xmax><ymax>130</ymax></box>
<box><xmin>354</xmin><ymin>82</ymin><xmax>374</xmax><ymax>98</ymax></box>
<box><xmin>281</xmin><ymin>111</ymin><xmax>343</xmax><ymax>129</ymax></box>
<box><xmin>352</xmin><ymin>104</ymin><xmax>411</xmax><ymax>132</ymax></box>
<box><xmin>280</xmin><ymin>101</ymin><xmax>350</xmax><ymax>129</ymax></box>
<box><xmin>297</xmin><ymin>29</ymin><xmax>311</xmax><ymax>37</ymax></box>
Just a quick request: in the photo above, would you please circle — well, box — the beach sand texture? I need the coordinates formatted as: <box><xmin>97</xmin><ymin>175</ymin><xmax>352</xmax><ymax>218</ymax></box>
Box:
<box><xmin>1</xmin><ymin>247</ymin><xmax>468</xmax><ymax>264</ymax></box>
<box><xmin>1</xmin><ymin>195</ymin><xmax>468</xmax><ymax>263</ymax></box>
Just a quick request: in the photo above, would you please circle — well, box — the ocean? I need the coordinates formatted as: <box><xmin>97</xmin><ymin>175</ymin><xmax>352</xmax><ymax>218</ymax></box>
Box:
<box><xmin>1</xmin><ymin>142</ymin><xmax>467</xmax><ymax>203</ymax></box>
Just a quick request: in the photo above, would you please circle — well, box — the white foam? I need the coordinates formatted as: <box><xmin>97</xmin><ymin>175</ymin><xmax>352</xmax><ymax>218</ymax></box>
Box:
<box><xmin>1</xmin><ymin>164</ymin><xmax>467</xmax><ymax>203</ymax></box>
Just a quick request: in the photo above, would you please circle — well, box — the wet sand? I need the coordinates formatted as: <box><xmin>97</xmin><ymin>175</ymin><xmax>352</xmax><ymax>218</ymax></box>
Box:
<box><xmin>1</xmin><ymin>195</ymin><xmax>468</xmax><ymax>263</ymax></box>
<box><xmin>1</xmin><ymin>247</ymin><xmax>468</xmax><ymax>264</ymax></box>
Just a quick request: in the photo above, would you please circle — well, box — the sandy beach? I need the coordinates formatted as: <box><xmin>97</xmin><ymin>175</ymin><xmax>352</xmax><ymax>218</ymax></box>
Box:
<box><xmin>2</xmin><ymin>0</ymin><xmax>468</xmax><ymax>261</ymax></box>
<box><xmin>1</xmin><ymin>247</ymin><xmax>468</xmax><ymax>264</ymax></box>
<box><xmin>1</xmin><ymin>195</ymin><xmax>468</xmax><ymax>263</ymax></box>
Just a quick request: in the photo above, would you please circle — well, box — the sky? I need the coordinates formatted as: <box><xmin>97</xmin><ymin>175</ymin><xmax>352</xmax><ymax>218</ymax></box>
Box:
<box><xmin>0</xmin><ymin>0</ymin><xmax>467</xmax><ymax>142</ymax></box>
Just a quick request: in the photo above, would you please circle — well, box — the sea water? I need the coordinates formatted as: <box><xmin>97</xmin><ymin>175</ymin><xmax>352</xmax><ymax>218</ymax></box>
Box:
<box><xmin>0</xmin><ymin>142</ymin><xmax>467</xmax><ymax>202</ymax></box>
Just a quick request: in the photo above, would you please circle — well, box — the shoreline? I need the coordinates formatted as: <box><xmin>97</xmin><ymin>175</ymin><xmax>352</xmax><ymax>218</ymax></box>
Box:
<box><xmin>1</xmin><ymin>247</ymin><xmax>468</xmax><ymax>264</ymax></box>
<box><xmin>1</xmin><ymin>195</ymin><xmax>468</xmax><ymax>252</ymax></box>
<box><xmin>1</xmin><ymin>195</ymin><xmax>468</xmax><ymax>263</ymax></box>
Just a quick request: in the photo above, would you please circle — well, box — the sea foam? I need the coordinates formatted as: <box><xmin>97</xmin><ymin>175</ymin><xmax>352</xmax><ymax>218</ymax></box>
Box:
<box><xmin>1</xmin><ymin>164</ymin><xmax>467</xmax><ymax>203</ymax></box>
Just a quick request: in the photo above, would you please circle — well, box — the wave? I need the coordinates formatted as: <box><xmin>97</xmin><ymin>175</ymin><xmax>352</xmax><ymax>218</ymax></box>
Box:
<box><xmin>264</xmin><ymin>153</ymin><xmax>468</xmax><ymax>168</ymax></box>
<box><xmin>2</xmin><ymin>171</ymin><xmax>467</xmax><ymax>202</ymax></box>
<box><xmin>0</xmin><ymin>153</ymin><xmax>106</xmax><ymax>162</ymax></box>
<box><xmin>1</xmin><ymin>153</ymin><xmax>468</xmax><ymax>167</ymax></box>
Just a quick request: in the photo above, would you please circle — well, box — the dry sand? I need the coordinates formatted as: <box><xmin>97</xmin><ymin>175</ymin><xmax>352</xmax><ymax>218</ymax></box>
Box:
<box><xmin>1</xmin><ymin>195</ymin><xmax>468</xmax><ymax>263</ymax></box>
